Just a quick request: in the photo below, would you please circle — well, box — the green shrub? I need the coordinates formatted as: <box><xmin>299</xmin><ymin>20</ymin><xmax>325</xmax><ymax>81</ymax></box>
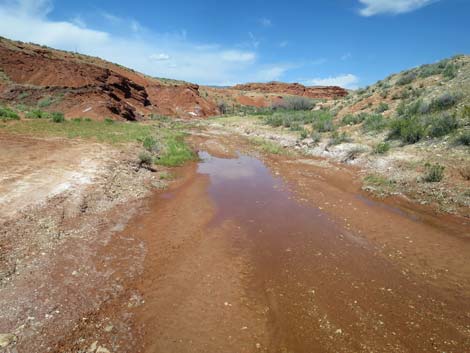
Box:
<box><xmin>425</xmin><ymin>113</ymin><xmax>459</xmax><ymax>138</ymax></box>
<box><xmin>72</xmin><ymin>118</ymin><xmax>83</xmax><ymax>123</ymax></box>
<box><xmin>422</xmin><ymin>163</ymin><xmax>445</xmax><ymax>182</ymax></box>
<box><xmin>138</xmin><ymin>152</ymin><xmax>153</xmax><ymax>166</ymax></box>
<box><xmin>26</xmin><ymin>109</ymin><xmax>49</xmax><ymax>119</ymax></box>
<box><xmin>453</xmin><ymin>131</ymin><xmax>470</xmax><ymax>146</ymax></box>
<box><xmin>265</xmin><ymin>110</ymin><xmax>316</xmax><ymax>128</ymax></box>
<box><xmin>362</xmin><ymin>113</ymin><xmax>388</xmax><ymax>132</ymax></box>
<box><xmin>375</xmin><ymin>102</ymin><xmax>389</xmax><ymax>113</ymax></box>
<box><xmin>342</xmin><ymin>113</ymin><xmax>366</xmax><ymax>126</ymax></box>
<box><xmin>373</xmin><ymin>142</ymin><xmax>391</xmax><ymax>154</ymax></box>
<box><xmin>442</xmin><ymin>63</ymin><xmax>457</xmax><ymax>79</ymax></box>
<box><xmin>0</xmin><ymin>106</ymin><xmax>20</xmax><ymax>121</ymax></box>
<box><xmin>328</xmin><ymin>131</ymin><xmax>351</xmax><ymax>146</ymax></box>
<box><xmin>142</xmin><ymin>136</ymin><xmax>157</xmax><ymax>152</ymax></box>
<box><xmin>430</xmin><ymin>93</ymin><xmax>460</xmax><ymax>111</ymax></box>
<box><xmin>312</xmin><ymin>111</ymin><xmax>335</xmax><ymax>132</ymax></box>
<box><xmin>51</xmin><ymin>112</ymin><xmax>65</xmax><ymax>123</ymax></box>
<box><xmin>310</xmin><ymin>131</ymin><xmax>321</xmax><ymax>143</ymax></box>
<box><xmin>104</xmin><ymin>117</ymin><xmax>114</xmax><ymax>124</ymax></box>
<box><xmin>38</xmin><ymin>96</ymin><xmax>54</xmax><ymax>108</ymax></box>
<box><xmin>300</xmin><ymin>129</ymin><xmax>308</xmax><ymax>139</ymax></box>
<box><xmin>388</xmin><ymin>116</ymin><xmax>425</xmax><ymax>144</ymax></box>
<box><xmin>280</xmin><ymin>96</ymin><xmax>316</xmax><ymax>111</ymax></box>
<box><xmin>156</xmin><ymin>134</ymin><xmax>195</xmax><ymax>166</ymax></box>
<box><xmin>396</xmin><ymin>71</ymin><xmax>417</xmax><ymax>86</ymax></box>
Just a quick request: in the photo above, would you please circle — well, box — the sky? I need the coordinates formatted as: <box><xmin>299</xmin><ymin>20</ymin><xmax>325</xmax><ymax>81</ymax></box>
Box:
<box><xmin>0</xmin><ymin>0</ymin><xmax>468</xmax><ymax>89</ymax></box>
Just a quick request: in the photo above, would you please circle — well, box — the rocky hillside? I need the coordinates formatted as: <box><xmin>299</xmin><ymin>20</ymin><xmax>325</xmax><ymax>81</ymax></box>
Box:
<box><xmin>232</xmin><ymin>81</ymin><xmax>348</xmax><ymax>99</ymax></box>
<box><xmin>0</xmin><ymin>37</ymin><xmax>218</xmax><ymax>120</ymax></box>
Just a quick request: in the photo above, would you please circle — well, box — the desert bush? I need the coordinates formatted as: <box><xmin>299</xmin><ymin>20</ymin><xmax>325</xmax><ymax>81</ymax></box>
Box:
<box><xmin>328</xmin><ymin>131</ymin><xmax>351</xmax><ymax>146</ymax></box>
<box><xmin>72</xmin><ymin>117</ymin><xmax>83</xmax><ymax>123</ymax></box>
<box><xmin>453</xmin><ymin>130</ymin><xmax>470</xmax><ymax>146</ymax></box>
<box><xmin>310</xmin><ymin>131</ymin><xmax>321</xmax><ymax>143</ymax></box>
<box><xmin>459</xmin><ymin>166</ymin><xmax>470</xmax><ymax>181</ymax></box>
<box><xmin>38</xmin><ymin>96</ymin><xmax>54</xmax><ymax>108</ymax></box>
<box><xmin>342</xmin><ymin>113</ymin><xmax>366</xmax><ymax>126</ymax></box>
<box><xmin>138</xmin><ymin>152</ymin><xmax>153</xmax><ymax>167</ymax></box>
<box><xmin>422</xmin><ymin>163</ymin><xmax>445</xmax><ymax>182</ymax></box>
<box><xmin>375</xmin><ymin>102</ymin><xmax>389</xmax><ymax>113</ymax></box>
<box><xmin>51</xmin><ymin>112</ymin><xmax>65</xmax><ymax>123</ymax></box>
<box><xmin>388</xmin><ymin>116</ymin><xmax>425</xmax><ymax>144</ymax></box>
<box><xmin>142</xmin><ymin>136</ymin><xmax>157</xmax><ymax>152</ymax></box>
<box><xmin>373</xmin><ymin>141</ymin><xmax>391</xmax><ymax>154</ymax></box>
<box><xmin>265</xmin><ymin>110</ymin><xmax>316</xmax><ymax>128</ymax></box>
<box><xmin>425</xmin><ymin>112</ymin><xmax>459</xmax><ymax>138</ymax></box>
<box><xmin>300</xmin><ymin>129</ymin><xmax>308</xmax><ymax>139</ymax></box>
<box><xmin>442</xmin><ymin>63</ymin><xmax>457</xmax><ymax>79</ymax></box>
<box><xmin>312</xmin><ymin>111</ymin><xmax>335</xmax><ymax>132</ymax></box>
<box><xmin>26</xmin><ymin>109</ymin><xmax>49</xmax><ymax>119</ymax></box>
<box><xmin>396</xmin><ymin>71</ymin><xmax>417</xmax><ymax>86</ymax></box>
<box><xmin>104</xmin><ymin>117</ymin><xmax>114</xmax><ymax>124</ymax></box>
<box><xmin>281</xmin><ymin>96</ymin><xmax>316</xmax><ymax>111</ymax></box>
<box><xmin>0</xmin><ymin>106</ymin><xmax>20</xmax><ymax>121</ymax></box>
<box><xmin>362</xmin><ymin>113</ymin><xmax>388</xmax><ymax>132</ymax></box>
<box><xmin>430</xmin><ymin>93</ymin><xmax>460</xmax><ymax>111</ymax></box>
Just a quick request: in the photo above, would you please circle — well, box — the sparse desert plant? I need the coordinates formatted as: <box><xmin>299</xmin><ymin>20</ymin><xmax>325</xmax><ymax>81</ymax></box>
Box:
<box><xmin>342</xmin><ymin>113</ymin><xmax>366</xmax><ymax>126</ymax></box>
<box><xmin>430</xmin><ymin>93</ymin><xmax>460</xmax><ymax>111</ymax></box>
<box><xmin>38</xmin><ymin>96</ymin><xmax>54</xmax><ymax>108</ymax></box>
<box><xmin>72</xmin><ymin>117</ymin><xmax>83</xmax><ymax>123</ymax></box>
<box><xmin>425</xmin><ymin>112</ymin><xmax>459</xmax><ymax>138</ymax></box>
<box><xmin>142</xmin><ymin>136</ymin><xmax>157</xmax><ymax>152</ymax></box>
<box><xmin>362</xmin><ymin>113</ymin><xmax>388</xmax><ymax>132</ymax></box>
<box><xmin>300</xmin><ymin>129</ymin><xmax>308</xmax><ymax>139</ymax></box>
<box><xmin>104</xmin><ymin>117</ymin><xmax>114</xmax><ymax>124</ymax></box>
<box><xmin>396</xmin><ymin>71</ymin><xmax>417</xmax><ymax>86</ymax></box>
<box><xmin>388</xmin><ymin>116</ymin><xmax>425</xmax><ymax>144</ymax></box>
<box><xmin>138</xmin><ymin>152</ymin><xmax>153</xmax><ymax>167</ymax></box>
<box><xmin>312</xmin><ymin>111</ymin><xmax>335</xmax><ymax>132</ymax></box>
<box><xmin>310</xmin><ymin>131</ymin><xmax>321</xmax><ymax>143</ymax></box>
<box><xmin>342</xmin><ymin>146</ymin><xmax>366</xmax><ymax>162</ymax></box>
<box><xmin>453</xmin><ymin>130</ymin><xmax>470</xmax><ymax>146</ymax></box>
<box><xmin>51</xmin><ymin>112</ymin><xmax>65</xmax><ymax>123</ymax></box>
<box><xmin>26</xmin><ymin>109</ymin><xmax>49</xmax><ymax>119</ymax></box>
<box><xmin>375</xmin><ymin>102</ymin><xmax>389</xmax><ymax>113</ymax></box>
<box><xmin>373</xmin><ymin>141</ymin><xmax>391</xmax><ymax>154</ymax></box>
<box><xmin>328</xmin><ymin>131</ymin><xmax>351</xmax><ymax>146</ymax></box>
<box><xmin>0</xmin><ymin>106</ymin><xmax>20</xmax><ymax>121</ymax></box>
<box><xmin>422</xmin><ymin>163</ymin><xmax>445</xmax><ymax>182</ymax></box>
<box><xmin>442</xmin><ymin>63</ymin><xmax>457</xmax><ymax>79</ymax></box>
<box><xmin>281</xmin><ymin>96</ymin><xmax>316</xmax><ymax>111</ymax></box>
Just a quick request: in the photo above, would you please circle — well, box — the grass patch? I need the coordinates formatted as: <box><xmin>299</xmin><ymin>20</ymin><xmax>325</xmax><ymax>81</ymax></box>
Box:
<box><xmin>156</xmin><ymin>132</ymin><xmax>195</xmax><ymax>166</ymax></box>
<box><xmin>362</xmin><ymin>113</ymin><xmax>388</xmax><ymax>132</ymax></box>
<box><xmin>328</xmin><ymin>131</ymin><xmax>351</xmax><ymax>146</ymax></box>
<box><xmin>312</xmin><ymin>111</ymin><xmax>335</xmax><ymax>132</ymax></box>
<box><xmin>422</xmin><ymin>163</ymin><xmax>445</xmax><ymax>182</ymax></box>
<box><xmin>373</xmin><ymin>141</ymin><xmax>391</xmax><ymax>154</ymax></box>
<box><xmin>1</xmin><ymin>119</ymin><xmax>155</xmax><ymax>144</ymax></box>
<box><xmin>453</xmin><ymin>130</ymin><xmax>470</xmax><ymax>146</ymax></box>
<box><xmin>0</xmin><ymin>106</ymin><xmax>20</xmax><ymax>121</ymax></box>
<box><xmin>342</xmin><ymin>113</ymin><xmax>366</xmax><ymax>126</ymax></box>
<box><xmin>250</xmin><ymin>137</ymin><xmax>285</xmax><ymax>154</ymax></box>
<box><xmin>26</xmin><ymin>109</ymin><xmax>50</xmax><ymax>119</ymax></box>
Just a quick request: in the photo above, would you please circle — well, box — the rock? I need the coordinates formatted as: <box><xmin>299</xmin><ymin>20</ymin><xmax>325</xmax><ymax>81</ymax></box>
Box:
<box><xmin>335</xmin><ymin>328</ymin><xmax>342</xmax><ymax>335</ymax></box>
<box><xmin>96</xmin><ymin>347</ymin><xmax>111</xmax><ymax>353</ymax></box>
<box><xmin>87</xmin><ymin>341</ymin><xmax>98</xmax><ymax>352</ymax></box>
<box><xmin>0</xmin><ymin>333</ymin><xmax>16</xmax><ymax>348</ymax></box>
<box><xmin>103</xmin><ymin>324</ymin><xmax>114</xmax><ymax>333</ymax></box>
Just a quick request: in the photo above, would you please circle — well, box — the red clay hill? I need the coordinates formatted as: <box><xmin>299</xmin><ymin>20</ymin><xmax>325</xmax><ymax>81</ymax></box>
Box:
<box><xmin>0</xmin><ymin>36</ymin><xmax>348</xmax><ymax>120</ymax></box>
<box><xmin>232</xmin><ymin>82</ymin><xmax>348</xmax><ymax>99</ymax></box>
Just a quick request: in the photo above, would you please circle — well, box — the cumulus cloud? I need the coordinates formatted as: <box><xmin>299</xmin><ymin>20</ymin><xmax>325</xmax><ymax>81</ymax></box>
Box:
<box><xmin>302</xmin><ymin>74</ymin><xmax>359</xmax><ymax>89</ymax></box>
<box><xmin>358</xmin><ymin>0</ymin><xmax>437</xmax><ymax>16</ymax></box>
<box><xmin>0</xmin><ymin>0</ymin><xmax>287</xmax><ymax>85</ymax></box>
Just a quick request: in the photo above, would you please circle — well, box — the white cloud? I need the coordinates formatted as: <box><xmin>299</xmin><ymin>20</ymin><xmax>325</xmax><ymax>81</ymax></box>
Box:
<box><xmin>358</xmin><ymin>0</ymin><xmax>437</xmax><ymax>16</ymax></box>
<box><xmin>259</xmin><ymin>17</ymin><xmax>272</xmax><ymax>27</ymax></box>
<box><xmin>248</xmin><ymin>32</ymin><xmax>260</xmax><ymax>48</ymax></box>
<box><xmin>220</xmin><ymin>50</ymin><xmax>256</xmax><ymax>62</ymax></box>
<box><xmin>0</xmin><ymin>0</ymin><xmax>288</xmax><ymax>85</ymax></box>
<box><xmin>302</xmin><ymin>74</ymin><xmax>359</xmax><ymax>89</ymax></box>
<box><xmin>149</xmin><ymin>53</ymin><xmax>170</xmax><ymax>61</ymax></box>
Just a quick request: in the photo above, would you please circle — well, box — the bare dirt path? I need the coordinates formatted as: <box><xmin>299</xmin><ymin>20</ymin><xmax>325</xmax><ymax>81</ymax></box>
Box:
<box><xmin>112</xmin><ymin>134</ymin><xmax>470</xmax><ymax>353</ymax></box>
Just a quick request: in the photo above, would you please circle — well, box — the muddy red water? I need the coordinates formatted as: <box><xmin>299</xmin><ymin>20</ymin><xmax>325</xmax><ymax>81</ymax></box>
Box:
<box><xmin>124</xmin><ymin>146</ymin><xmax>470</xmax><ymax>353</ymax></box>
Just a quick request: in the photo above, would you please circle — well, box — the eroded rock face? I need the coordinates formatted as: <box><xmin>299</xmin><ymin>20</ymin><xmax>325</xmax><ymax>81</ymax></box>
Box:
<box><xmin>232</xmin><ymin>81</ymin><xmax>348</xmax><ymax>99</ymax></box>
<box><xmin>0</xmin><ymin>37</ymin><xmax>218</xmax><ymax>120</ymax></box>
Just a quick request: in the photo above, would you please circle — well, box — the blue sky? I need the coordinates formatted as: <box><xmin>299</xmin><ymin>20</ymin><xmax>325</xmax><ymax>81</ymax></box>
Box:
<box><xmin>0</xmin><ymin>0</ymin><xmax>468</xmax><ymax>88</ymax></box>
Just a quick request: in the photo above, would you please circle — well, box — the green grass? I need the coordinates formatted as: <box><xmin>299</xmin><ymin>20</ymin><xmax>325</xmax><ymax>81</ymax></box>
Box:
<box><xmin>250</xmin><ymin>137</ymin><xmax>285</xmax><ymax>154</ymax></box>
<box><xmin>0</xmin><ymin>119</ymin><xmax>155</xmax><ymax>144</ymax></box>
<box><xmin>422</xmin><ymin>163</ymin><xmax>445</xmax><ymax>182</ymax></box>
<box><xmin>373</xmin><ymin>141</ymin><xmax>391</xmax><ymax>154</ymax></box>
<box><xmin>155</xmin><ymin>131</ymin><xmax>196</xmax><ymax>166</ymax></box>
<box><xmin>362</xmin><ymin>113</ymin><xmax>388</xmax><ymax>132</ymax></box>
<box><xmin>0</xmin><ymin>106</ymin><xmax>20</xmax><ymax>121</ymax></box>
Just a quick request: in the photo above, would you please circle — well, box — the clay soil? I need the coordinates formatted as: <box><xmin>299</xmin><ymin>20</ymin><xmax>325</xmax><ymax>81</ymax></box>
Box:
<box><xmin>1</xmin><ymin>130</ymin><xmax>469</xmax><ymax>353</ymax></box>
